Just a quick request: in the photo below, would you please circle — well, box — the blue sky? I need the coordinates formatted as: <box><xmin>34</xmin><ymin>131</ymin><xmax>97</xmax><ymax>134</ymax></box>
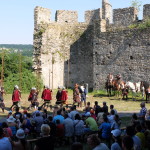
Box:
<box><xmin>0</xmin><ymin>0</ymin><xmax>149</xmax><ymax>44</ymax></box>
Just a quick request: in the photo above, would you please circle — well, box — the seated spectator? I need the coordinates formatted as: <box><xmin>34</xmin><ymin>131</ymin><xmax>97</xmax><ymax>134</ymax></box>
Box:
<box><xmin>34</xmin><ymin>124</ymin><xmax>55</xmax><ymax>150</ymax></box>
<box><xmin>47</xmin><ymin>116</ymin><xmax>56</xmax><ymax>136</ymax></box>
<box><xmin>13</xmin><ymin>107</ymin><xmax>23</xmax><ymax>123</ymax></box>
<box><xmin>63</xmin><ymin>114</ymin><xmax>74</xmax><ymax>139</ymax></box>
<box><xmin>90</xmin><ymin>109</ymin><xmax>96</xmax><ymax>120</ymax></box>
<box><xmin>94</xmin><ymin>101</ymin><xmax>102</xmax><ymax>117</ymax></box>
<box><xmin>71</xmin><ymin>142</ymin><xmax>83</xmax><ymax>150</ymax></box>
<box><xmin>83</xmin><ymin>102</ymin><xmax>92</xmax><ymax>113</ymax></box>
<box><xmin>111</xmin><ymin>114</ymin><xmax>121</xmax><ymax>130</ymax></box>
<box><xmin>0</xmin><ymin>127</ymin><xmax>12</xmax><ymax>150</ymax></box>
<box><xmin>87</xmin><ymin>134</ymin><xmax>109</xmax><ymax>150</ymax></box>
<box><xmin>53</xmin><ymin>110</ymin><xmax>64</xmax><ymax>124</ymax></box>
<box><xmin>111</xmin><ymin>129</ymin><xmax>122</xmax><ymax>150</ymax></box>
<box><xmin>99</xmin><ymin>117</ymin><xmax>111</xmax><ymax>140</ymax></box>
<box><xmin>97</xmin><ymin>111</ymin><xmax>104</xmax><ymax>125</ymax></box>
<box><xmin>55</xmin><ymin>119</ymin><xmax>64</xmax><ymax>138</ymax></box>
<box><xmin>144</xmin><ymin>121</ymin><xmax>150</xmax><ymax>149</ymax></box>
<box><xmin>126</xmin><ymin>126</ymin><xmax>141</xmax><ymax>150</ymax></box>
<box><xmin>102</xmin><ymin>102</ymin><xmax>108</xmax><ymax>114</ymax></box>
<box><xmin>110</xmin><ymin>105</ymin><xmax>117</xmax><ymax>115</ymax></box>
<box><xmin>68</xmin><ymin>106</ymin><xmax>79</xmax><ymax>120</ymax></box>
<box><xmin>131</xmin><ymin>113</ymin><xmax>140</xmax><ymax>128</ymax></box>
<box><xmin>74</xmin><ymin>114</ymin><xmax>84</xmax><ymax>141</ymax></box>
<box><xmin>33</xmin><ymin>112</ymin><xmax>44</xmax><ymax>136</ymax></box>
<box><xmin>122</xmin><ymin>135</ymin><xmax>134</xmax><ymax>150</ymax></box>
<box><xmin>84</xmin><ymin>112</ymin><xmax>98</xmax><ymax>133</ymax></box>
<box><xmin>1</xmin><ymin>122</ymin><xmax>12</xmax><ymax>137</ymax></box>
<box><xmin>135</xmin><ymin>124</ymin><xmax>145</xmax><ymax>149</ymax></box>
<box><xmin>22</xmin><ymin>113</ymin><xmax>32</xmax><ymax>133</ymax></box>
<box><xmin>107</xmin><ymin>110</ymin><xmax>115</xmax><ymax>125</ymax></box>
<box><xmin>145</xmin><ymin>109</ymin><xmax>150</xmax><ymax>120</ymax></box>
<box><xmin>7</xmin><ymin>116</ymin><xmax>18</xmax><ymax>136</ymax></box>
<box><xmin>12</xmin><ymin>129</ymin><xmax>29</xmax><ymax>150</ymax></box>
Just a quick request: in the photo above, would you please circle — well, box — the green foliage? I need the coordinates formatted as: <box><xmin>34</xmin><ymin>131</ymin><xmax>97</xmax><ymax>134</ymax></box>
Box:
<box><xmin>131</xmin><ymin>0</ymin><xmax>142</xmax><ymax>12</ymax></box>
<box><xmin>0</xmin><ymin>44</ymin><xmax>33</xmax><ymax>57</ymax></box>
<box><xmin>129</xmin><ymin>19</ymin><xmax>150</xmax><ymax>30</ymax></box>
<box><xmin>0</xmin><ymin>49</ymin><xmax>42</xmax><ymax>93</ymax></box>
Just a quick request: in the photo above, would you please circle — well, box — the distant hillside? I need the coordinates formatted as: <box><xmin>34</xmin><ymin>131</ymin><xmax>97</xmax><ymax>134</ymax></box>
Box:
<box><xmin>0</xmin><ymin>44</ymin><xmax>33</xmax><ymax>57</ymax></box>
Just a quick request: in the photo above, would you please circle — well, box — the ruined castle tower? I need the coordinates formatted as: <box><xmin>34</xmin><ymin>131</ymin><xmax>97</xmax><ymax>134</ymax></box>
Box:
<box><xmin>33</xmin><ymin>2</ymin><xmax>150</xmax><ymax>90</ymax></box>
<box><xmin>102</xmin><ymin>0</ymin><xmax>113</xmax><ymax>24</ymax></box>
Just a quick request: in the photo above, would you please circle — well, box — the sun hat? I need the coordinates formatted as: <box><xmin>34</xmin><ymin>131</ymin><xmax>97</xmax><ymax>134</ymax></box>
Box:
<box><xmin>7</xmin><ymin>116</ymin><xmax>16</xmax><ymax>123</ymax></box>
<box><xmin>84</xmin><ymin>112</ymin><xmax>91</xmax><ymax>117</ymax></box>
<box><xmin>16</xmin><ymin>129</ymin><xmax>25</xmax><ymax>139</ymax></box>
<box><xmin>111</xmin><ymin>129</ymin><xmax>121</xmax><ymax>137</ymax></box>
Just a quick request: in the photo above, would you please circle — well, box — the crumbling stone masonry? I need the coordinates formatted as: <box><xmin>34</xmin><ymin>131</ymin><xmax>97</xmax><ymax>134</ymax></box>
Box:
<box><xmin>33</xmin><ymin>0</ymin><xmax>150</xmax><ymax>90</ymax></box>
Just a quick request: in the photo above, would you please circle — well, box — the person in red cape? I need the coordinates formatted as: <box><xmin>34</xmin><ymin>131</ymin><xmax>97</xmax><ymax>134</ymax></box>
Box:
<box><xmin>60</xmin><ymin>87</ymin><xmax>68</xmax><ymax>106</ymax></box>
<box><xmin>28</xmin><ymin>87</ymin><xmax>39</xmax><ymax>110</ymax></box>
<box><xmin>10</xmin><ymin>85</ymin><xmax>21</xmax><ymax>110</ymax></box>
<box><xmin>41</xmin><ymin>85</ymin><xmax>52</xmax><ymax>109</ymax></box>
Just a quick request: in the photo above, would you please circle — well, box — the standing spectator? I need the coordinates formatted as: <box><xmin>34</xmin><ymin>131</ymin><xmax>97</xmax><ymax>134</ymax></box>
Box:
<box><xmin>53</xmin><ymin>110</ymin><xmax>64</xmax><ymax>124</ymax></box>
<box><xmin>41</xmin><ymin>85</ymin><xmax>52</xmax><ymax>110</ymax></box>
<box><xmin>63</xmin><ymin>114</ymin><xmax>74</xmax><ymax>143</ymax></box>
<box><xmin>0</xmin><ymin>127</ymin><xmax>12</xmax><ymax>150</ymax></box>
<box><xmin>73</xmin><ymin>83</ymin><xmax>80</xmax><ymax>106</ymax></box>
<box><xmin>74</xmin><ymin>114</ymin><xmax>84</xmax><ymax>141</ymax></box>
<box><xmin>55</xmin><ymin>119</ymin><xmax>64</xmax><ymax>142</ymax></box>
<box><xmin>33</xmin><ymin>112</ymin><xmax>44</xmax><ymax>136</ymax></box>
<box><xmin>34</xmin><ymin>124</ymin><xmax>55</xmax><ymax>150</ymax></box>
<box><xmin>12</xmin><ymin>129</ymin><xmax>29</xmax><ymax>150</ymax></box>
<box><xmin>87</xmin><ymin>134</ymin><xmax>109</xmax><ymax>150</ymax></box>
<box><xmin>138</xmin><ymin>102</ymin><xmax>147</xmax><ymax>123</ymax></box>
<box><xmin>111</xmin><ymin>129</ymin><xmax>122</xmax><ymax>150</ymax></box>
<box><xmin>126</xmin><ymin>126</ymin><xmax>141</xmax><ymax>150</ymax></box>
<box><xmin>94</xmin><ymin>101</ymin><xmax>102</xmax><ymax>117</ymax></box>
<box><xmin>10</xmin><ymin>85</ymin><xmax>21</xmax><ymax>110</ymax></box>
<box><xmin>102</xmin><ymin>102</ymin><xmax>108</xmax><ymax>114</ymax></box>
<box><xmin>144</xmin><ymin>121</ymin><xmax>150</xmax><ymax>149</ymax></box>
<box><xmin>122</xmin><ymin>135</ymin><xmax>134</xmax><ymax>150</ymax></box>
<box><xmin>47</xmin><ymin>116</ymin><xmax>56</xmax><ymax>136</ymax></box>
<box><xmin>110</xmin><ymin>105</ymin><xmax>117</xmax><ymax>115</ymax></box>
<box><xmin>13</xmin><ymin>107</ymin><xmax>23</xmax><ymax>123</ymax></box>
<box><xmin>83</xmin><ymin>102</ymin><xmax>92</xmax><ymax>113</ymax></box>
<box><xmin>145</xmin><ymin>109</ymin><xmax>150</xmax><ymax>120</ymax></box>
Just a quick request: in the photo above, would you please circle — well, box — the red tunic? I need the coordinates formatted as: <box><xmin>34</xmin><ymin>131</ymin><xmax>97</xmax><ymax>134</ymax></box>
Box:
<box><xmin>12</xmin><ymin>90</ymin><xmax>21</xmax><ymax>102</ymax></box>
<box><xmin>41</xmin><ymin>89</ymin><xmax>52</xmax><ymax>101</ymax></box>
<box><xmin>60</xmin><ymin>90</ymin><xmax>67</xmax><ymax>101</ymax></box>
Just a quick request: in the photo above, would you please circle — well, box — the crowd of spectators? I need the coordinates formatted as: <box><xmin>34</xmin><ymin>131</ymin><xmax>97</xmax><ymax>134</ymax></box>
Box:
<box><xmin>0</xmin><ymin>101</ymin><xmax>150</xmax><ymax>150</ymax></box>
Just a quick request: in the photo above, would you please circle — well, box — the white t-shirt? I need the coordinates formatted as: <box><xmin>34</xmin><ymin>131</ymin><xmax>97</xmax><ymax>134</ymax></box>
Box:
<box><xmin>0</xmin><ymin>137</ymin><xmax>12</xmax><ymax>150</ymax></box>
<box><xmin>93</xmin><ymin>143</ymin><xmax>109</xmax><ymax>150</ymax></box>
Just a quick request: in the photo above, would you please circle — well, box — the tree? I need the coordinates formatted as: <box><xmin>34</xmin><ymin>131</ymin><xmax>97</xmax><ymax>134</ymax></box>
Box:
<box><xmin>131</xmin><ymin>0</ymin><xmax>142</xmax><ymax>12</ymax></box>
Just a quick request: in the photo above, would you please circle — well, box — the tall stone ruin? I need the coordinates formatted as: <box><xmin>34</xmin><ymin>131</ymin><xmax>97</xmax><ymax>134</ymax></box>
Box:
<box><xmin>33</xmin><ymin>1</ymin><xmax>150</xmax><ymax>90</ymax></box>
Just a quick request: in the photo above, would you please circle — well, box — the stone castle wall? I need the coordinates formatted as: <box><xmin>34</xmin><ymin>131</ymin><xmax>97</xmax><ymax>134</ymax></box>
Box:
<box><xmin>33</xmin><ymin>2</ymin><xmax>150</xmax><ymax>90</ymax></box>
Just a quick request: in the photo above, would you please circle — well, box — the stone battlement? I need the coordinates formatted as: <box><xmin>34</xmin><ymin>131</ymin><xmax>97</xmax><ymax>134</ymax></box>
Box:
<box><xmin>35</xmin><ymin>3</ymin><xmax>150</xmax><ymax>31</ymax></box>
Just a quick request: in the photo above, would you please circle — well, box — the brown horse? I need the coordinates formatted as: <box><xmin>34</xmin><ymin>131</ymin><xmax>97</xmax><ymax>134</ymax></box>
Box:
<box><xmin>112</xmin><ymin>79</ymin><xmax>126</xmax><ymax>98</ymax></box>
<box><xmin>105</xmin><ymin>79</ymin><xmax>113</xmax><ymax>96</ymax></box>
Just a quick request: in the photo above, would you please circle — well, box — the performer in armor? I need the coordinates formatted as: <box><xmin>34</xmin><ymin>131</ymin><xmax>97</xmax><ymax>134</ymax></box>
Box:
<box><xmin>107</xmin><ymin>73</ymin><xmax>114</xmax><ymax>82</ymax></box>
<box><xmin>41</xmin><ymin>85</ymin><xmax>52</xmax><ymax>109</ymax></box>
<box><xmin>10</xmin><ymin>85</ymin><xmax>21</xmax><ymax>110</ymax></box>
<box><xmin>28</xmin><ymin>87</ymin><xmax>39</xmax><ymax>110</ymax></box>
